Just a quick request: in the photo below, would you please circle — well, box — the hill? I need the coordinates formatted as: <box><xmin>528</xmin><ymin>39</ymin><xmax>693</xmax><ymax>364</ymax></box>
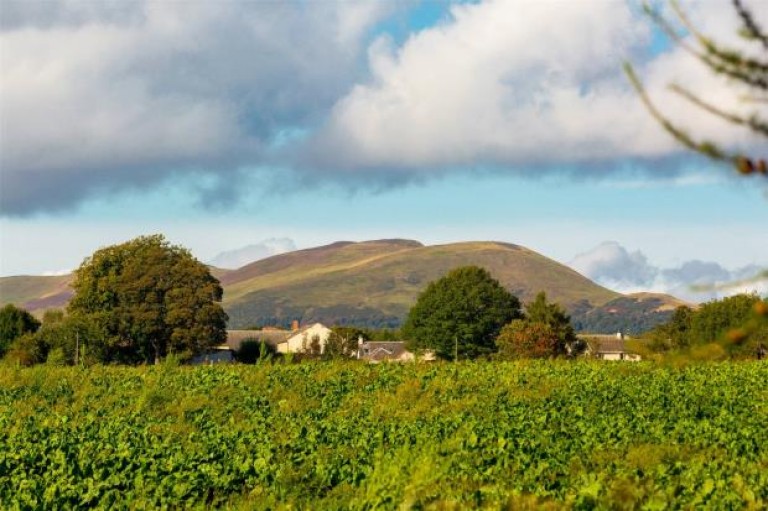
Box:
<box><xmin>221</xmin><ymin>239</ymin><xmax>620</xmax><ymax>328</ymax></box>
<box><xmin>0</xmin><ymin>267</ymin><xmax>231</xmax><ymax>316</ymax></box>
<box><xmin>0</xmin><ymin>275</ymin><xmax>74</xmax><ymax>313</ymax></box>
<box><xmin>1</xmin><ymin>239</ymin><xmax>687</xmax><ymax>332</ymax></box>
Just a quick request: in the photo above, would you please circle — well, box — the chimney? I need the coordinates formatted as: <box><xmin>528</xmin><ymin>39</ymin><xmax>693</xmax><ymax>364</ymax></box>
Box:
<box><xmin>291</xmin><ymin>320</ymin><xmax>300</xmax><ymax>332</ymax></box>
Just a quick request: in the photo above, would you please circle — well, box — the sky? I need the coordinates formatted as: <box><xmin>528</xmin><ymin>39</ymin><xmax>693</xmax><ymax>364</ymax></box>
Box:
<box><xmin>1</xmin><ymin>0</ymin><xmax>766</xmax><ymax>301</ymax></box>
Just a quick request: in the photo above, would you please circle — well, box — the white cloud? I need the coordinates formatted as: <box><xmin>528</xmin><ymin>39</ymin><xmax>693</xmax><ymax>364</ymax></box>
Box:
<box><xmin>311</xmin><ymin>0</ymin><xmax>764</xmax><ymax>172</ymax></box>
<box><xmin>570</xmin><ymin>242</ymin><xmax>658</xmax><ymax>290</ymax></box>
<box><xmin>208</xmin><ymin>238</ymin><xmax>297</xmax><ymax>269</ymax></box>
<box><xmin>570</xmin><ymin>241</ymin><xmax>768</xmax><ymax>302</ymax></box>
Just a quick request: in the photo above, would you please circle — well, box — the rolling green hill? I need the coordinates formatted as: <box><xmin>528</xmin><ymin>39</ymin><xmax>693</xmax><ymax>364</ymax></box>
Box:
<box><xmin>1</xmin><ymin>239</ymin><xmax>685</xmax><ymax>331</ymax></box>
<box><xmin>221</xmin><ymin>239</ymin><xmax>621</xmax><ymax>328</ymax></box>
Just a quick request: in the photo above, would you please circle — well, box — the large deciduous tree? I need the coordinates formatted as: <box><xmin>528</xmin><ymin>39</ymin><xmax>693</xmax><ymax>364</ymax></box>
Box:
<box><xmin>68</xmin><ymin>234</ymin><xmax>228</xmax><ymax>364</ymax></box>
<box><xmin>402</xmin><ymin>266</ymin><xmax>522</xmax><ymax>360</ymax></box>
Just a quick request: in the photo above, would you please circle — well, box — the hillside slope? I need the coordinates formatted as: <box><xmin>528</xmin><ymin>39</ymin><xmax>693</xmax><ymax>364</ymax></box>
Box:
<box><xmin>2</xmin><ymin>239</ymin><xmax>687</xmax><ymax>332</ymax></box>
<box><xmin>0</xmin><ymin>267</ymin><xmax>231</xmax><ymax>315</ymax></box>
<box><xmin>0</xmin><ymin>275</ymin><xmax>74</xmax><ymax>312</ymax></box>
<box><xmin>223</xmin><ymin>240</ymin><xmax>620</xmax><ymax>328</ymax></box>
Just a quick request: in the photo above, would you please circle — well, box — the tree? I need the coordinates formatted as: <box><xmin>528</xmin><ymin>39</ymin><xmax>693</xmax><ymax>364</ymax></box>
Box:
<box><xmin>68</xmin><ymin>235</ymin><xmax>228</xmax><ymax>364</ymax></box>
<box><xmin>0</xmin><ymin>304</ymin><xmax>40</xmax><ymax>357</ymax></box>
<box><xmin>324</xmin><ymin>326</ymin><xmax>367</xmax><ymax>359</ymax></box>
<box><xmin>29</xmin><ymin>310</ymin><xmax>105</xmax><ymax>365</ymax></box>
<box><xmin>525</xmin><ymin>292</ymin><xmax>584</xmax><ymax>356</ymax></box>
<box><xmin>495</xmin><ymin>320</ymin><xmax>560</xmax><ymax>360</ymax></box>
<box><xmin>625</xmin><ymin>0</ymin><xmax>767</xmax><ymax>177</ymax></box>
<box><xmin>494</xmin><ymin>292</ymin><xmax>583</xmax><ymax>359</ymax></box>
<box><xmin>401</xmin><ymin>266</ymin><xmax>522</xmax><ymax>360</ymax></box>
<box><xmin>235</xmin><ymin>338</ymin><xmax>276</xmax><ymax>364</ymax></box>
<box><xmin>646</xmin><ymin>305</ymin><xmax>694</xmax><ymax>351</ymax></box>
<box><xmin>644</xmin><ymin>294</ymin><xmax>767</xmax><ymax>358</ymax></box>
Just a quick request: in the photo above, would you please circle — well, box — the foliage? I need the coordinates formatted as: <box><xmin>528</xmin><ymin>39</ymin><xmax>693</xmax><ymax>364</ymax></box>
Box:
<box><xmin>626</xmin><ymin>0</ymin><xmax>767</xmax><ymax>177</ymax></box>
<box><xmin>0</xmin><ymin>362</ymin><xmax>766</xmax><ymax>508</ymax></box>
<box><xmin>0</xmin><ymin>304</ymin><xmax>40</xmax><ymax>356</ymax></box>
<box><xmin>401</xmin><ymin>266</ymin><xmax>522</xmax><ymax>360</ymax></box>
<box><xmin>495</xmin><ymin>320</ymin><xmax>560</xmax><ymax>359</ymax></box>
<box><xmin>646</xmin><ymin>305</ymin><xmax>694</xmax><ymax>351</ymax></box>
<box><xmin>4</xmin><ymin>333</ymin><xmax>47</xmax><ymax>366</ymax></box>
<box><xmin>645</xmin><ymin>294</ymin><xmax>768</xmax><ymax>358</ymax></box>
<box><xmin>324</xmin><ymin>326</ymin><xmax>367</xmax><ymax>359</ymax></box>
<box><xmin>68</xmin><ymin>235</ymin><xmax>228</xmax><ymax>364</ymax></box>
<box><xmin>525</xmin><ymin>292</ymin><xmax>584</xmax><ymax>356</ymax></box>
<box><xmin>235</xmin><ymin>338</ymin><xmax>276</xmax><ymax>364</ymax></box>
<box><xmin>570</xmin><ymin>296</ymin><xmax>676</xmax><ymax>335</ymax></box>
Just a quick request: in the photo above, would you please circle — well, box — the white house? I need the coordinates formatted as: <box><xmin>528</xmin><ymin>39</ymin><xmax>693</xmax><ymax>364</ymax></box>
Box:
<box><xmin>580</xmin><ymin>333</ymin><xmax>642</xmax><ymax>361</ymax></box>
<box><xmin>226</xmin><ymin>322</ymin><xmax>333</xmax><ymax>355</ymax></box>
<box><xmin>278</xmin><ymin>323</ymin><xmax>333</xmax><ymax>354</ymax></box>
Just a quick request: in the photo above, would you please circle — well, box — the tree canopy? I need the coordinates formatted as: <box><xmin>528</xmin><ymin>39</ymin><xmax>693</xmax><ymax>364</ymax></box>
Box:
<box><xmin>401</xmin><ymin>266</ymin><xmax>522</xmax><ymax>360</ymax></box>
<box><xmin>645</xmin><ymin>293</ymin><xmax>767</xmax><ymax>358</ymax></box>
<box><xmin>495</xmin><ymin>292</ymin><xmax>583</xmax><ymax>359</ymax></box>
<box><xmin>0</xmin><ymin>304</ymin><xmax>40</xmax><ymax>357</ymax></box>
<box><xmin>496</xmin><ymin>320</ymin><xmax>559</xmax><ymax>360</ymax></box>
<box><xmin>68</xmin><ymin>234</ymin><xmax>228</xmax><ymax>364</ymax></box>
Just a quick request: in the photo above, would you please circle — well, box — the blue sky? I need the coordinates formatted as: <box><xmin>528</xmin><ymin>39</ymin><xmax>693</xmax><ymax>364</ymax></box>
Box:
<box><xmin>0</xmin><ymin>0</ymin><xmax>765</xmax><ymax>299</ymax></box>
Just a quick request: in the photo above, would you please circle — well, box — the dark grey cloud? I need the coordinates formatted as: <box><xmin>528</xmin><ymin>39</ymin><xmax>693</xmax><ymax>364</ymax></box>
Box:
<box><xmin>0</xmin><ymin>0</ymin><xmax>146</xmax><ymax>30</ymax></box>
<box><xmin>0</xmin><ymin>1</ymin><xmax>397</xmax><ymax>215</ymax></box>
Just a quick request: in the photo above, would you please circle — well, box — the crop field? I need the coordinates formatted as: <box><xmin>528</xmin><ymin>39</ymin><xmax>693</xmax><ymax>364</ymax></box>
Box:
<box><xmin>1</xmin><ymin>361</ymin><xmax>767</xmax><ymax>509</ymax></box>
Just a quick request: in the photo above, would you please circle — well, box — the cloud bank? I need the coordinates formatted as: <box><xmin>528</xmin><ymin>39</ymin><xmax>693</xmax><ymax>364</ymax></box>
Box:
<box><xmin>1</xmin><ymin>0</ymin><xmax>765</xmax><ymax>214</ymax></box>
<box><xmin>570</xmin><ymin>241</ymin><xmax>768</xmax><ymax>302</ymax></box>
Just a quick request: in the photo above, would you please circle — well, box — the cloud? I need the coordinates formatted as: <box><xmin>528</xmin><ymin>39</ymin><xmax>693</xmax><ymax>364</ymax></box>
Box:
<box><xmin>208</xmin><ymin>238</ymin><xmax>297</xmax><ymax>269</ymax></box>
<box><xmin>2</xmin><ymin>0</ymin><xmax>765</xmax><ymax>215</ymax></box>
<box><xmin>0</xmin><ymin>0</ymin><xmax>396</xmax><ymax>215</ymax></box>
<box><xmin>570</xmin><ymin>242</ymin><xmax>658</xmax><ymax>289</ymax></box>
<box><xmin>570</xmin><ymin>242</ymin><xmax>767</xmax><ymax>302</ymax></box>
<box><xmin>309</xmin><ymin>0</ymin><xmax>765</xmax><ymax>176</ymax></box>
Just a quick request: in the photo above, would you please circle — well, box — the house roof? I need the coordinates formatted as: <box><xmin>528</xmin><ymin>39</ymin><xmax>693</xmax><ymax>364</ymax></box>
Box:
<box><xmin>585</xmin><ymin>338</ymin><xmax>635</xmax><ymax>354</ymax></box>
<box><xmin>360</xmin><ymin>341</ymin><xmax>411</xmax><ymax>362</ymax></box>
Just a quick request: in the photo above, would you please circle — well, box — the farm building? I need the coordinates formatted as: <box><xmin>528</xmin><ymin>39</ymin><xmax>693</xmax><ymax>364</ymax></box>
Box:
<box><xmin>581</xmin><ymin>333</ymin><xmax>642</xmax><ymax>361</ymax></box>
<box><xmin>226</xmin><ymin>322</ymin><xmax>333</xmax><ymax>354</ymax></box>
<box><xmin>356</xmin><ymin>340</ymin><xmax>436</xmax><ymax>363</ymax></box>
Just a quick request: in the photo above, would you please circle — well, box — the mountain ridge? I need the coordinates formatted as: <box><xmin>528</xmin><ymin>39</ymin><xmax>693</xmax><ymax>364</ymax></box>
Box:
<box><xmin>0</xmin><ymin>239</ymin><xmax>685</xmax><ymax>333</ymax></box>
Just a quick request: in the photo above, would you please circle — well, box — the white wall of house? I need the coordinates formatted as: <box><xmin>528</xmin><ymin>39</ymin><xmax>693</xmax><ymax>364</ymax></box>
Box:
<box><xmin>600</xmin><ymin>352</ymin><xmax>641</xmax><ymax>361</ymax></box>
<box><xmin>277</xmin><ymin>323</ymin><xmax>332</xmax><ymax>354</ymax></box>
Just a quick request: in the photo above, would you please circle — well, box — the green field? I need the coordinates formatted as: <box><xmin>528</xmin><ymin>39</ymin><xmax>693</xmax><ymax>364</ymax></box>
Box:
<box><xmin>1</xmin><ymin>361</ymin><xmax>766</xmax><ymax>509</ymax></box>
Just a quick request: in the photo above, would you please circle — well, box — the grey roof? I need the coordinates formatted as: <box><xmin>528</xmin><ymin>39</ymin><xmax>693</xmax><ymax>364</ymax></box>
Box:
<box><xmin>584</xmin><ymin>337</ymin><xmax>635</xmax><ymax>354</ymax></box>
<box><xmin>359</xmin><ymin>341</ymin><xmax>411</xmax><ymax>362</ymax></box>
